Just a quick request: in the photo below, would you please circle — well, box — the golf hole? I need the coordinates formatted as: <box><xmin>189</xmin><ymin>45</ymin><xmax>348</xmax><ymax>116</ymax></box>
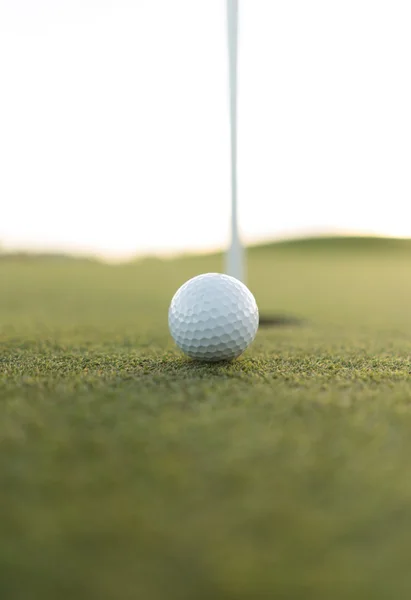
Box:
<box><xmin>258</xmin><ymin>314</ymin><xmax>304</xmax><ymax>328</ymax></box>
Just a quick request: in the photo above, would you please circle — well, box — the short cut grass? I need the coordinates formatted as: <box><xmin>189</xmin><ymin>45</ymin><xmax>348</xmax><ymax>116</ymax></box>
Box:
<box><xmin>1</xmin><ymin>237</ymin><xmax>411</xmax><ymax>599</ymax></box>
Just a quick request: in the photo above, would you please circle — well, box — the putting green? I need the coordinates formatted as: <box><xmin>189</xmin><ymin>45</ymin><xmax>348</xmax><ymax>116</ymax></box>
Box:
<box><xmin>1</xmin><ymin>237</ymin><xmax>411</xmax><ymax>599</ymax></box>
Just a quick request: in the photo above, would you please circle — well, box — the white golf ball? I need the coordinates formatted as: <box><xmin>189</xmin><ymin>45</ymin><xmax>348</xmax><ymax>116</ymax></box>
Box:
<box><xmin>168</xmin><ymin>273</ymin><xmax>259</xmax><ymax>362</ymax></box>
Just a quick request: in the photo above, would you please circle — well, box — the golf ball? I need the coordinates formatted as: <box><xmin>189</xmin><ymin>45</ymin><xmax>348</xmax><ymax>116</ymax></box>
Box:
<box><xmin>168</xmin><ymin>273</ymin><xmax>259</xmax><ymax>361</ymax></box>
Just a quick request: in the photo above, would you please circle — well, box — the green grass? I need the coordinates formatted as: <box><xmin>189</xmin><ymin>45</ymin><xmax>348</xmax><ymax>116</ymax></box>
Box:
<box><xmin>2</xmin><ymin>236</ymin><xmax>411</xmax><ymax>599</ymax></box>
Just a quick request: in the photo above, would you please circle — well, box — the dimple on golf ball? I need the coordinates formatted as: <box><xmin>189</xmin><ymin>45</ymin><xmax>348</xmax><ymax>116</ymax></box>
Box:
<box><xmin>168</xmin><ymin>273</ymin><xmax>259</xmax><ymax>362</ymax></box>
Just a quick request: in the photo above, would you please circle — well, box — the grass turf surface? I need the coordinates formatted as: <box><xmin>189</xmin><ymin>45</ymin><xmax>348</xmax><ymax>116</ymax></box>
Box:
<box><xmin>2</xmin><ymin>237</ymin><xmax>411</xmax><ymax>599</ymax></box>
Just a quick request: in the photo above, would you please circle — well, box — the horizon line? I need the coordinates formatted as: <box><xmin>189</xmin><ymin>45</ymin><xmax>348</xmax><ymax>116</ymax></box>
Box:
<box><xmin>1</xmin><ymin>230</ymin><xmax>410</xmax><ymax>264</ymax></box>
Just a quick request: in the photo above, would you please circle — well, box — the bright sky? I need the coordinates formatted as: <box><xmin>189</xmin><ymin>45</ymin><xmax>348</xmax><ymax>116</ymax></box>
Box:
<box><xmin>1</xmin><ymin>0</ymin><xmax>411</xmax><ymax>259</ymax></box>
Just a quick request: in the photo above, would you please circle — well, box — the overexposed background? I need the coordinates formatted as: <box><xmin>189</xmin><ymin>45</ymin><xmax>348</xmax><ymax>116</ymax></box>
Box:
<box><xmin>1</xmin><ymin>0</ymin><xmax>410</xmax><ymax>260</ymax></box>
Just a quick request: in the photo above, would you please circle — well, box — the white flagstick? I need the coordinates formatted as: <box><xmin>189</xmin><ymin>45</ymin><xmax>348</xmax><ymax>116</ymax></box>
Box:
<box><xmin>226</xmin><ymin>0</ymin><xmax>245</xmax><ymax>282</ymax></box>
